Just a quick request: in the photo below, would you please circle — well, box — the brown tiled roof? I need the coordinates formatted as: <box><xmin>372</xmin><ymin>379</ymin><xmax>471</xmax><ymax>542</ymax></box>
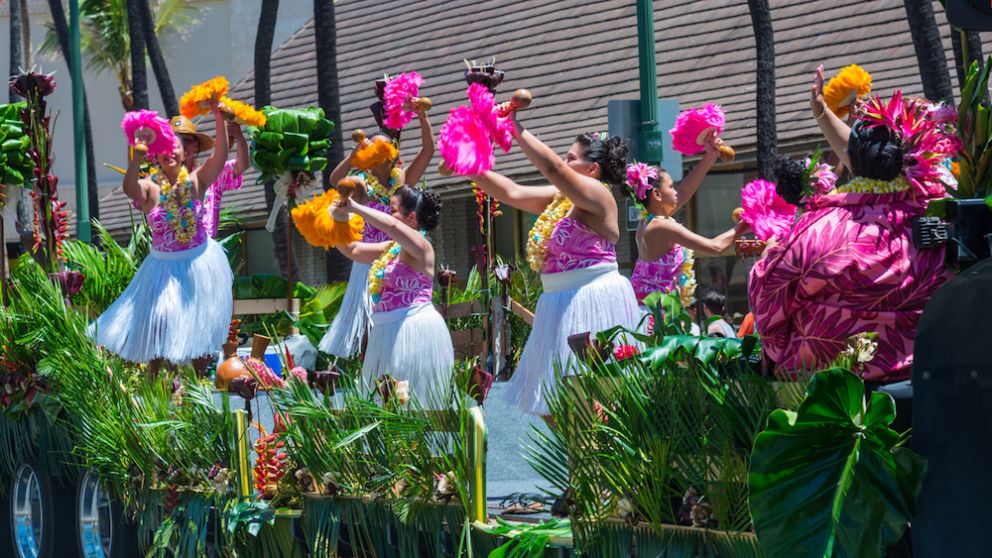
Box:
<box><xmin>100</xmin><ymin>0</ymin><xmax>985</xmax><ymax>234</ymax></box>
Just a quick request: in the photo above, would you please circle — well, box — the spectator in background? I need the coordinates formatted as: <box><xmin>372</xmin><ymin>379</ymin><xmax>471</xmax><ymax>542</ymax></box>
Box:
<box><xmin>703</xmin><ymin>290</ymin><xmax>737</xmax><ymax>338</ymax></box>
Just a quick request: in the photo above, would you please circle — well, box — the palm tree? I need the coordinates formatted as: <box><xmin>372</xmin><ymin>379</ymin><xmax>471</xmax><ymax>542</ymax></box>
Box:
<box><xmin>747</xmin><ymin>0</ymin><xmax>776</xmax><ymax>180</ymax></box>
<box><xmin>313</xmin><ymin>0</ymin><xmax>349</xmax><ymax>282</ymax></box>
<box><xmin>255</xmin><ymin>0</ymin><xmax>279</xmax><ymax>108</ymax></box>
<box><xmin>46</xmin><ymin>0</ymin><xmax>101</xmax><ymax>223</ymax></box>
<box><xmin>904</xmin><ymin>0</ymin><xmax>954</xmax><ymax>103</ymax></box>
<box><xmin>137</xmin><ymin>0</ymin><xmax>178</xmax><ymax>117</ymax></box>
<box><xmin>126</xmin><ymin>0</ymin><xmax>148</xmax><ymax>110</ymax></box>
<box><xmin>40</xmin><ymin>0</ymin><xmax>201</xmax><ymax>112</ymax></box>
<box><xmin>9</xmin><ymin>0</ymin><xmax>22</xmax><ymax>101</ymax></box>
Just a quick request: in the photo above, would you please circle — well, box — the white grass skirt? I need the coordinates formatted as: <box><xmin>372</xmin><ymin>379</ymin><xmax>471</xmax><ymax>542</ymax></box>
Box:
<box><xmin>361</xmin><ymin>302</ymin><xmax>454</xmax><ymax>409</ymax></box>
<box><xmin>506</xmin><ymin>263</ymin><xmax>641</xmax><ymax>415</ymax></box>
<box><xmin>318</xmin><ymin>261</ymin><xmax>371</xmax><ymax>358</ymax></box>
<box><xmin>89</xmin><ymin>240</ymin><xmax>233</xmax><ymax>364</ymax></box>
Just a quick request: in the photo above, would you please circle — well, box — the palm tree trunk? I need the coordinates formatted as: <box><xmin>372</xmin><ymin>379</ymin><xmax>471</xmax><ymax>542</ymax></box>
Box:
<box><xmin>314</xmin><ymin>0</ymin><xmax>350</xmax><ymax>282</ymax></box>
<box><xmin>19</xmin><ymin>0</ymin><xmax>31</xmax><ymax>69</ymax></box>
<box><xmin>45</xmin><ymin>0</ymin><xmax>101</xmax><ymax>223</ymax></box>
<box><xmin>9</xmin><ymin>0</ymin><xmax>22</xmax><ymax>101</ymax></box>
<box><xmin>747</xmin><ymin>0</ymin><xmax>777</xmax><ymax>180</ymax></box>
<box><xmin>137</xmin><ymin>0</ymin><xmax>178</xmax><ymax>117</ymax></box>
<box><xmin>255</xmin><ymin>0</ymin><xmax>279</xmax><ymax>107</ymax></box>
<box><xmin>904</xmin><ymin>0</ymin><xmax>954</xmax><ymax>103</ymax></box>
<box><xmin>127</xmin><ymin>0</ymin><xmax>149</xmax><ymax>110</ymax></box>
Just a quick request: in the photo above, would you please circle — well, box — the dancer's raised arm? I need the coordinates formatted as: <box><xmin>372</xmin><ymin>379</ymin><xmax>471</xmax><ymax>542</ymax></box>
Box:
<box><xmin>648</xmin><ymin>219</ymin><xmax>748</xmax><ymax>257</ymax></box>
<box><xmin>193</xmin><ymin>105</ymin><xmax>230</xmax><ymax>197</ymax></box>
<box><xmin>674</xmin><ymin>132</ymin><xmax>721</xmax><ymax>212</ymax></box>
<box><xmin>123</xmin><ymin>150</ymin><xmax>153</xmax><ymax>211</ymax></box>
<box><xmin>811</xmin><ymin>65</ymin><xmax>852</xmax><ymax>171</ymax></box>
<box><xmin>471</xmin><ymin>170</ymin><xmax>557</xmax><ymax>215</ymax></box>
<box><xmin>402</xmin><ymin>105</ymin><xmax>435</xmax><ymax>186</ymax></box>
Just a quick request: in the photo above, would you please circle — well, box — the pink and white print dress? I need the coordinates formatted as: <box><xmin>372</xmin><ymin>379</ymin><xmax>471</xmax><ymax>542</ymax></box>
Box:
<box><xmin>506</xmin><ymin>216</ymin><xmax>642</xmax><ymax>416</ymax></box>
<box><xmin>89</xmin><ymin>178</ymin><xmax>234</xmax><ymax>364</ymax></box>
<box><xmin>749</xmin><ymin>189</ymin><xmax>952</xmax><ymax>383</ymax></box>
<box><xmin>630</xmin><ymin>243</ymin><xmax>687</xmax><ymax>304</ymax></box>
<box><xmin>361</xmin><ymin>254</ymin><xmax>454</xmax><ymax>409</ymax></box>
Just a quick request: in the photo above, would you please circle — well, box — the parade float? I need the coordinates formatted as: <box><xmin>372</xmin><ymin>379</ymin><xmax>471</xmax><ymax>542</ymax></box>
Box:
<box><xmin>0</xmin><ymin>66</ymin><xmax>949</xmax><ymax>558</ymax></box>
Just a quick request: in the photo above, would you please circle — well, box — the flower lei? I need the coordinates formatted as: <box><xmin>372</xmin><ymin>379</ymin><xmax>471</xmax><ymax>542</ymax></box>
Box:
<box><xmin>833</xmin><ymin>175</ymin><xmax>910</xmax><ymax>195</ymax></box>
<box><xmin>157</xmin><ymin>166</ymin><xmax>198</xmax><ymax>244</ymax></box>
<box><xmin>526</xmin><ymin>182</ymin><xmax>611</xmax><ymax>272</ymax></box>
<box><xmin>364</xmin><ymin>167</ymin><xmax>402</xmax><ymax>204</ymax></box>
<box><xmin>368</xmin><ymin>241</ymin><xmax>401</xmax><ymax>304</ymax></box>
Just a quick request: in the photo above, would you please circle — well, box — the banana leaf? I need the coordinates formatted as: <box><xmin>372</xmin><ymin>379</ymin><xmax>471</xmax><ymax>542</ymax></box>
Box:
<box><xmin>249</xmin><ymin>105</ymin><xmax>336</xmax><ymax>179</ymax></box>
<box><xmin>748</xmin><ymin>368</ymin><xmax>926</xmax><ymax>558</ymax></box>
<box><xmin>0</xmin><ymin>101</ymin><xmax>32</xmax><ymax>187</ymax></box>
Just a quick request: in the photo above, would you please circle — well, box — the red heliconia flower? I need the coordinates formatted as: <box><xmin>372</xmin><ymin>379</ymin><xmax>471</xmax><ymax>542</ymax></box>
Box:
<box><xmin>613</xmin><ymin>344</ymin><xmax>640</xmax><ymax>361</ymax></box>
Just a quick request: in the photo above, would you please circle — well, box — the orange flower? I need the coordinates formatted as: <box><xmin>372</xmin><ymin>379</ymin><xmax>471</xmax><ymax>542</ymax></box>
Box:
<box><xmin>179</xmin><ymin>76</ymin><xmax>230</xmax><ymax>119</ymax></box>
<box><xmin>951</xmin><ymin>160</ymin><xmax>960</xmax><ymax>179</ymax></box>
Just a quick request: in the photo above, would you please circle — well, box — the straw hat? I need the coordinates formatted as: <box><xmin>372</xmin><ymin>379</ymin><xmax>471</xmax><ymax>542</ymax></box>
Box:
<box><xmin>170</xmin><ymin>115</ymin><xmax>214</xmax><ymax>152</ymax></box>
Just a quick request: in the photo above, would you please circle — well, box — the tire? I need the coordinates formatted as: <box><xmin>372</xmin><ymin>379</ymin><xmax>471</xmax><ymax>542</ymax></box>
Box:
<box><xmin>9</xmin><ymin>460</ymin><xmax>74</xmax><ymax>558</ymax></box>
<box><xmin>75</xmin><ymin>471</ymin><xmax>138</xmax><ymax>558</ymax></box>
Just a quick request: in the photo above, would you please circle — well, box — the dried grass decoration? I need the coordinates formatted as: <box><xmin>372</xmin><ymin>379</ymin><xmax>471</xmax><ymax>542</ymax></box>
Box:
<box><xmin>179</xmin><ymin>76</ymin><xmax>229</xmax><ymax>119</ymax></box>
<box><xmin>824</xmin><ymin>64</ymin><xmax>872</xmax><ymax>119</ymax></box>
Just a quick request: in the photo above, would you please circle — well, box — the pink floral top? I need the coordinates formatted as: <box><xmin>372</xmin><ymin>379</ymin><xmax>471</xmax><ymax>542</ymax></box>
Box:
<box><xmin>363</xmin><ymin>200</ymin><xmax>392</xmax><ymax>243</ymax></box>
<box><xmin>202</xmin><ymin>160</ymin><xmax>243</xmax><ymax>238</ymax></box>
<box><xmin>748</xmin><ymin>189</ymin><xmax>952</xmax><ymax>383</ymax></box>
<box><xmin>375</xmin><ymin>259</ymin><xmax>434</xmax><ymax>313</ymax></box>
<box><xmin>144</xmin><ymin>192</ymin><xmax>208</xmax><ymax>253</ymax></box>
<box><xmin>631</xmin><ymin>244</ymin><xmax>686</xmax><ymax>303</ymax></box>
<box><xmin>543</xmin><ymin>217</ymin><xmax>617</xmax><ymax>274</ymax></box>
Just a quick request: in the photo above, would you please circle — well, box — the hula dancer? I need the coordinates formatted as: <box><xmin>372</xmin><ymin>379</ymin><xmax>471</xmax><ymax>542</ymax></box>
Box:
<box><xmin>624</xmin><ymin>133</ymin><xmax>748</xmax><ymax>313</ymax></box>
<box><xmin>320</xmin><ymin>97</ymin><xmax>435</xmax><ymax>360</ymax></box>
<box><xmin>90</xmin><ymin>104</ymin><xmax>233</xmax><ymax>377</ymax></box>
<box><xmin>331</xmin><ymin>182</ymin><xmax>453</xmax><ymax>408</ymax></box>
<box><xmin>472</xmin><ymin>122</ymin><xmax>640</xmax><ymax>417</ymax></box>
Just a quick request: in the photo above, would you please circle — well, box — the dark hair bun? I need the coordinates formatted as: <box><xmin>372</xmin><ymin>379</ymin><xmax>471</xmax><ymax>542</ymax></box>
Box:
<box><xmin>397</xmin><ymin>186</ymin><xmax>442</xmax><ymax>232</ymax></box>
<box><xmin>576</xmin><ymin>133</ymin><xmax>629</xmax><ymax>186</ymax></box>
<box><xmin>847</xmin><ymin>120</ymin><xmax>903</xmax><ymax>181</ymax></box>
<box><xmin>773</xmin><ymin>156</ymin><xmax>806</xmax><ymax>206</ymax></box>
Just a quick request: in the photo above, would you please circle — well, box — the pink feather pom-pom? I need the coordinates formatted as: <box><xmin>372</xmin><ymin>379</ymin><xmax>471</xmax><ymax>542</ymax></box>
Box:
<box><xmin>467</xmin><ymin>83</ymin><xmax>513</xmax><ymax>153</ymax></box>
<box><xmin>669</xmin><ymin>104</ymin><xmax>726</xmax><ymax>156</ymax></box>
<box><xmin>740</xmin><ymin>179</ymin><xmax>797</xmax><ymax>241</ymax></box>
<box><xmin>383</xmin><ymin>71</ymin><xmax>424</xmax><ymax>130</ymax></box>
<box><xmin>121</xmin><ymin>110</ymin><xmax>177</xmax><ymax>157</ymax></box>
<box><xmin>438</xmin><ymin>105</ymin><xmax>495</xmax><ymax>176</ymax></box>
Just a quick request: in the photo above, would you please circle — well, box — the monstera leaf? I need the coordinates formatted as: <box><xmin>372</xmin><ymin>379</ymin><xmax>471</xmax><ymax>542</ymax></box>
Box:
<box><xmin>248</xmin><ymin>106</ymin><xmax>335</xmax><ymax>183</ymax></box>
<box><xmin>749</xmin><ymin>368</ymin><xmax>927</xmax><ymax>558</ymax></box>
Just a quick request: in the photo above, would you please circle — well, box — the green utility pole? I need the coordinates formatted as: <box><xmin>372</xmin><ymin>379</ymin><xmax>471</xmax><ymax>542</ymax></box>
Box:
<box><xmin>70</xmin><ymin>0</ymin><xmax>90</xmax><ymax>242</ymax></box>
<box><xmin>635</xmin><ymin>0</ymin><xmax>663</xmax><ymax>164</ymax></box>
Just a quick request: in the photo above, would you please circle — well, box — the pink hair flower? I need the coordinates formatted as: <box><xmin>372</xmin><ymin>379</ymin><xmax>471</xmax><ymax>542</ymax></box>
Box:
<box><xmin>121</xmin><ymin>110</ymin><xmax>178</xmax><ymax>157</ymax></box>
<box><xmin>669</xmin><ymin>104</ymin><xmax>726</xmax><ymax>156</ymax></box>
<box><xmin>740</xmin><ymin>179</ymin><xmax>797</xmax><ymax>241</ymax></box>
<box><xmin>805</xmin><ymin>159</ymin><xmax>838</xmax><ymax>195</ymax></box>
<box><xmin>383</xmin><ymin>71</ymin><xmax>424</xmax><ymax>130</ymax></box>
<box><xmin>626</xmin><ymin>162</ymin><xmax>659</xmax><ymax>200</ymax></box>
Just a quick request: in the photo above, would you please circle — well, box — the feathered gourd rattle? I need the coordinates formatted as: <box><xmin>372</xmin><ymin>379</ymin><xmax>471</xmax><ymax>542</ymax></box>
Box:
<box><xmin>291</xmin><ymin>176</ymin><xmax>364</xmax><ymax>250</ymax></box>
<box><xmin>437</xmin><ymin>87</ymin><xmax>533</xmax><ymax>176</ymax></box>
<box><xmin>669</xmin><ymin>104</ymin><xmax>735</xmax><ymax>162</ymax></box>
<box><xmin>121</xmin><ymin>110</ymin><xmax>178</xmax><ymax>157</ymax></box>
<box><xmin>732</xmin><ymin>179</ymin><xmax>798</xmax><ymax>260</ymax></box>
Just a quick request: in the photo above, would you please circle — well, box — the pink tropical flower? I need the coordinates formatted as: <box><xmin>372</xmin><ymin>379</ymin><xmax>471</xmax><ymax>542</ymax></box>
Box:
<box><xmin>290</xmin><ymin>366</ymin><xmax>308</xmax><ymax>383</ymax></box>
<box><xmin>613</xmin><ymin>344</ymin><xmax>640</xmax><ymax>361</ymax></box>
<box><xmin>626</xmin><ymin>162</ymin><xmax>659</xmax><ymax>201</ymax></box>
<box><xmin>740</xmin><ymin>179</ymin><xmax>797</xmax><ymax>240</ymax></box>
<box><xmin>928</xmin><ymin>102</ymin><xmax>957</xmax><ymax>124</ymax></box>
<box><xmin>383</xmin><ymin>71</ymin><xmax>424</xmax><ymax>130</ymax></box>
<box><xmin>669</xmin><ymin>104</ymin><xmax>725</xmax><ymax>156</ymax></box>
<box><xmin>805</xmin><ymin>159</ymin><xmax>838</xmax><ymax>195</ymax></box>
<box><xmin>246</xmin><ymin>358</ymin><xmax>284</xmax><ymax>389</ymax></box>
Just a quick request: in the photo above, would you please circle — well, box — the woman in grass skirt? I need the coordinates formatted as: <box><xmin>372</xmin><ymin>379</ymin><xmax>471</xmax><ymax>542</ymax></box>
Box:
<box><xmin>318</xmin><ymin>101</ymin><xmax>435</xmax><ymax>360</ymax></box>
<box><xmin>332</xmin><ymin>183</ymin><xmax>453</xmax><ymax>408</ymax></box>
<box><xmin>472</xmin><ymin>119</ymin><xmax>641</xmax><ymax>417</ymax></box>
<box><xmin>90</xmin><ymin>105</ymin><xmax>233</xmax><ymax>377</ymax></box>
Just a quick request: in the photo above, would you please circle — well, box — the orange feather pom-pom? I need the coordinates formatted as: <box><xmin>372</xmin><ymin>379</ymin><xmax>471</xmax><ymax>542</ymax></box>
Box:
<box><xmin>349</xmin><ymin>136</ymin><xmax>398</xmax><ymax>171</ymax></box>
<box><xmin>220</xmin><ymin>96</ymin><xmax>266</xmax><ymax>127</ymax></box>
<box><xmin>179</xmin><ymin>76</ymin><xmax>230</xmax><ymax>119</ymax></box>
<box><xmin>291</xmin><ymin>190</ymin><xmax>363</xmax><ymax>249</ymax></box>
<box><xmin>824</xmin><ymin>65</ymin><xmax>872</xmax><ymax>119</ymax></box>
